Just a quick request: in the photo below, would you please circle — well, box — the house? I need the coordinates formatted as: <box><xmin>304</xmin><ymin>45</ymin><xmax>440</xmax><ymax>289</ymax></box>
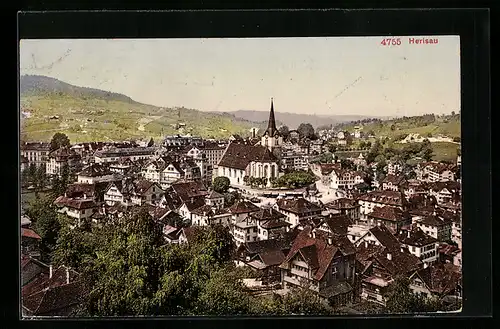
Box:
<box><xmin>191</xmin><ymin>204</ymin><xmax>231</xmax><ymax>227</ymax></box>
<box><xmin>329</xmin><ymin>168</ymin><xmax>365</xmax><ymax>190</ymax></box>
<box><xmin>427</xmin><ymin>181</ymin><xmax>461</xmax><ymax>205</ymax></box>
<box><xmin>386</xmin><ymin>161</ymin><xmax>403</xmax><ymax>175</ymax></box>
<box><xmin>275</xmin><ymin>197</ymin><xmax>323</xmax><ymax>227</ymax></box>
<box><xmin>22</xmin><ymin>265</ymin><xmax>85</xmax><ymax>316</ymax></box>
<box><xmin>395</xmin><ymin>227</ymin><xmax>439</xmax><ymax>265</ymax></box>
<box><xmin>103</xmin><ymin>179</ymin><xmax>165</xmax><ymax>207</ymax></box>
<box><xmin>415</xmin><ymin>162</ymin><xmax>455</xmax><ymax>182</ymax></box>
<box><xmin>366</xmin><ymin>206</ymin><xmax>411</xmax><ymax>233</ymax></box>
<box><xmin>279</xmin><ymin>226</ymin><xmax>357</xmax><ymax>307</ymax></box>
<box><xmin>354</xmin><ymin>223</ymin><xmax>402</xmax><ymax>251</ymax></box>
<box><xmin>309</xmin><ymin>163</ymin><xmax>341</xmax><ymax>186</ymax></box>
<box><xmin>438</xmin><ymin>243</ymin><xmax>462</xmax><ymax>268</ymax></box>
<box><xmin>227</xmin><ymin>200</ymin><xmax>261</xmax><ymax>225</ymax></box>
<box><xmin>413</xmin><ymin>211</ymin><xmax>453</xmax><ymax>242</ymax></box>
<box><xmin>249</xmin><ymin>207</ymin><xmax>291</xmax><ymax>241</ymax></box>
<box><xmin>217</xmin><ymin>141</ymin><xmax>280</xmax><ymax>187</ymax></box>
<box><xmin>94</xmin><ymin>146</ymin><xmax>158</xmax><ymax>163</ymax></box>
<box><xmin>21</xmin><ymin>254</ymin><xmax>49</xmax><ymax>286</ymax></box>
<box><xmin>235</xmin><ymin>239</ymin><xmax>289</xmax><ymax>284</ymax></box>
<box><xmin>337</xmin><ymin>131</ymin><xmax>345</xmax><ymax>140</ymax></box>
<box><xmin>20</xmin><ymin>142</ymin><xmax>51</xmax><ymax>167</ymax></box>
<box><xmin>177</xmin><ymin>226</ymin><xmax>203</xmax><ymax>245</ymax></box>
<box><xmin>204</xmin><ymin>190</ymin><xmax>225</xmax><ymax>209</ymax></box>
<box><xmin>408</xmin><ymin>262</ymin><xmax>462</xmax><ymax>300</ymax></box>
<box><xmin>323</xmin><ymin>198</ymin><xmax>361</xmax><ymax>223</ymax></box>
<box><xmin>157</xmin><ymin>189</ymin><xmax>183</xmax><ymax>211</ymax></box>
<box><xmin>356</xmin><ymin>190</ymin><xmax>406</xmax><ymax>221</ymax></box>
<box><xmin>178</xmin><ymin>197</ymin><xmax>206</xmax><ymax>221</ymax></box>
<box><xmin>233</xmin><ymin>216</ymin><xmax>258</xmax><ymax>246</ymax></box>
<box><xmin>65</xmin><ymin>182</ymin><xmax>108</xmax><ymax>202</ymax></box>
<box><xmin>358</xmin><ymin>246</ymin><xmax>423</xmax><ymax>306</ymax></box>
<box><xmin>316</xmin><ymin>213</ymin><xmax>353</xmax><ymax>237</ymax></box>
<box><xmin>53</xmin><ymin>196</ymin><xmax>98</xmax><ymax>225</ymax></box>
<box><xmin>21</xmin><ymin>228</ymin><xmax>41</xmax><ymax>258</ymax></box>
<box><xmin>170</xmin><ymin>181</ymin><xmax>209</xmax><ymax>203</ymax></box>
<box><xmin>45</xmin><ymin>147</ymin><xmax>81</xmax><ymax>177</ymax></box>
<box><xmin>380</xmin><ymin>174</ymin><xmax>407</xmax><ymax>192</ymax></box>
<box><xmin>77</xmin><ymin>163</ymin><xmax>117</xmax><ymax>184</ymax></box>
<box><xmin>184</xmin><ymin>141</ymin><xmax>227</xmax><ymax>168</ymax></box>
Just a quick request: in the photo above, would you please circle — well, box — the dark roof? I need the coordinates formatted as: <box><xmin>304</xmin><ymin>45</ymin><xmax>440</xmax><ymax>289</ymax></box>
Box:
<box><xmin>412</xmin><ymin>263</ymin><xmax>461</xmax><ymax>296</ymax></box>
<box><xmin>281</xmin><ymin>226</ymin><xmax>355</xmax><ymax>281</ymax></box>
<box><xmin>159</xmin><ymin>189</ymin><xmax>183</xmax><ymax>211</ymax></box>
<box><xmin>54</xmin><ymin>196</ymin><xmax>97</xmax><ymax>210</ymax></box>
<box><xmin>382</xmin><ymin>174</ymin><xmax>407</xmax><ymax>186</ymax></box>
<box><xmin>396</xmin><ymin>227</ymin><xmax>438</xmax><ymax>247</ymax></box>
<box><xmin>206</xmin><ymin>190</ymin><xmax>224</xmax><ymax>199</ymax></box>
<box><xmin>421</xmin><ymin>161</ymin><xmax>454</xmax><ymax>174</ymax></box>
<box><xmin>356</xmin><ymin>190</ymin><xmax>406</xmax><ymax>207</ymax></box>
<box><xmin>182</xmin><ymin>197</ymin><xmax>207</xmax><ymax>211</ymax></box>
<box><xmin>20</xmin><ymin>142</ymin><xmax>51</xmax><ymax>151</ymax></box>
<box><xmin>368</xmin><ymin>206</ymin><xmax>410</xmax><ymax>222</ymax></box>
<box><xmin>418</xmin><ymin>214</ymin><xmax>453</xmax><ymax>227</ymax></box>
<box><xmin>258</xmin><ymin>250</ymin><xmax>286</xmax><ymax>266</ymax></box>
<box><xmin>276</xmin><ymin>198</ymin><xmax>322</xmax><ymax>215</ymax></box>
<box><xmin>240</xmin><ymin>238</ymin><xmax>287</xmax><ymax>255</ymax></box>
<box><xmin>324</xmin><ymin>198</ymin><xmax>359</xmax><ymax>210</ymax></box>
<box><xmin>22</xmin><ymin>266</ymin><xmax>80</xmax><ymax>298</ymax></box>
<box><xmin>263</xmin><ymin>98</ymin><xmax>279</xmax><ymax>137</ymax></box>
<box><xmin>321</xmin><ymin>213</ymin><xmax>352</xmax><ymax>236</ymax></box>
<box><xmin>438</xmin><ymin>243</ymin><xmax>461</xmax><ymax>256</ymax></box>
<box><xmin>370</xmin><ymin>249</ymin><xmax>423</xmax><ymax>277</ymax></box>
<box><xmin>218</xmin><ymin>142</ymin><xmax>278</xmax><ymax>170</ymax></box>
<box><xmin>171</xmin><ymin>181</ymin><xmax>208</xmax><ymax>202</ymax></box>
<box><xmin>227</xmin><ymin>200</ymin><xmax>260</xmax><ymax>214</ymax></box>
<box><xmin>355</xmin><ymin>243</ymin><xmax>386</xmax><ymax>269</ymax></box>
<box><xmin>180</xmin><ymin>226</ymin><xmax>203</xmax><ymax>243</ymax></box>
<box><xmin>367</xmin><ymin>224</ymin><xmax>402</xmax><ymax>251</ymax></box>
<box><xmin>250</xmin><ymin>207</ymin><xmax>286</xmax><ymax>221</ymax></box>
<box><xmin>77</xmin><ymin>163</ymin><xmax>113</xmax><ymax>177</ymax></box>
<box><xmin>23</xmin><ymin>280</ymin><xmax>86</xmax><ymax>316</ymax></box>
<box><xmin>318</xmin><ymin>281</ymin><xmax>353</xmax><ymax>299</ymax></box>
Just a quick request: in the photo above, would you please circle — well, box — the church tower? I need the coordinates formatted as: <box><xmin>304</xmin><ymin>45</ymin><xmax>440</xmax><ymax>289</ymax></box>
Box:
<box><xmin>261</xmin><ymin>98</ymin><xmax>283</xmax><ymax>158</ymax></box>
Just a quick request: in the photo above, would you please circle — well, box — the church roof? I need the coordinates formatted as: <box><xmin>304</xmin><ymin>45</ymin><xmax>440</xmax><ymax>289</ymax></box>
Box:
<box><xmin>263</xmin><ymin>98</ymin><xmax>279</xmax><ymax>137</ymax></box>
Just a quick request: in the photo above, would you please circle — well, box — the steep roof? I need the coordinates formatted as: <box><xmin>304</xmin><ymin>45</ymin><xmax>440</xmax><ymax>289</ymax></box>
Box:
<box><xmin>412</xmin><ymin>262</ymin><xmax>461</xmax><ymax>296</ymax></box>
<box><xmin>54</xmin><ymin>196</ymin><xmax>97</xmax><ymax>210</ymax></box>
<box><xmin>382</xmin><ymin>174</ymin><xmax>407</xmax><ymax>186</ymax></box>
<box><xmin>23</xmin><ymin>280</ymin><xmax>86</xmax><ymax>316</ymax></box>
<box><xmin>22</xmin><ymin>228</ymin><xmax>41</xmax><ymax>240</ymax></box>
<box><xmin>370</xmin><ymin>249</ymin><xmax>423</xmax><ymax>277</ymax></box>
<box><xmin>368</xmin><ymin>206</ymin><xmax>410</xmax><ymax>222</ymax></box>
<box><xmin>321</xmin><ymin>213</ymin><xmax>352</xmax><ymax>236</ymax></box>
<box><xmin>396</xmin><ymin>227</ymin><xmax>438</xmax><ymax>247</ymax></box>
<box><xmin>171</xmin><ymin>181</ymin><xmax>208</xmax><ymax>202</ymax></box>
<box><xmin>258</xmin><ymin>250</ymin><xmax>286</xmax><ymax>266</ymax></box>
<box><xmin>182</xmin><ymin>197</ymin><xmax>207</xmax><ymax>211</ymax></box>
<box><xmin>276</xmin><ymin>197</ymin><xmax>322</xmax><ymax>215</ymax></box>
<box><xmin>218</xmin><ymin>142</ymin><xmax>278</xmax><ymax>170</ymax></box>
<box><xmin>206</xmin><ymin>190</ymin><xmax>224</xmax><ymax>200</ymax></box>
<box><xmin>324</xmin><ymin>198</ymin><xmax>359</xmax><ymax>210</ymax></box>
<box><xmin>281</xmin><ymin>226</ymin><xmax>355</xmax><ymax>281</ymax></box>
<box><xmin>366</xmin><ymin>224</ymin><xmax>402</xmax><ymax>251</ymax></box>
<box><xmin>227</xmin><ymin>200</ymin><xmax>260</xmax><ymax>214</ymax></box>
<box><xmin>77</xmin><ymin>163</ymin><xmax>113</xmax><ymax>177</ymax></box>
<box><xmin>356</xmin><ymin>190</ymin><xmax>406</xmax><ymax>207</ymax></box>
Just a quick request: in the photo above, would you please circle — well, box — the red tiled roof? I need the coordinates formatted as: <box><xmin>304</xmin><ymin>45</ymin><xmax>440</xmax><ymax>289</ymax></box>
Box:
<box><xmin>227</xmin><ymin>200</ymin><xmax>260</xmax><ymax>214</ymax></box>
<box><xmin>412</xmin><ymin>262</ymin><xmax>461</xmax><ymax>296</ymax></box>
<box><xmin>218</xmin><ymin>142</ymin><xmax>278</xmax><ymax>170</ymax></box>
<box><xmin>171</xmin><ymin>181</ymin><xmax>208</xmax><ymax>202</ymax></box>
<box><xmin>382</xmin><ymin>174</ymin><xmax>407</xmax><ymax>186</ymax></box>
<box><xmin>396</xmin><ymin>227</ymin><xmax>438</xmax><ymax>247</ymax></box>
<box><xmin>366</xmin><ymin>224</ymin><xmax>402</xmax><ymax>251</ymax></box>
<box><xmin>370</xmin><ymin>249</ymin><xmax>422</xmax><ymax>277</ymax></box>
<box><xmin>276</xmin><ymin>197</ymin><xmax>322</xmax><ymax>215</ymax></box>
<box><xmin>368</xmin><ymin>206</ymin><xmax>410</xmax><ymax>222</ymax></box>
<box><xmin>324</xmin><ymin>198</ymin><xmax>359</xmax><ymax>210</ymax></box>
<box><xmin>356</xmin><ymin>190</ymin><xmax>405</xmax><ymax>207</ymax></box>
<box><xmin>22</xmin><ymin>228</ymin><xmax>41</xmax><ymax>240</ymax></box>
<box><xmin>54</xmin><ymin>196</ymin><xmax>97</xmax><ymax>210</ymax></box>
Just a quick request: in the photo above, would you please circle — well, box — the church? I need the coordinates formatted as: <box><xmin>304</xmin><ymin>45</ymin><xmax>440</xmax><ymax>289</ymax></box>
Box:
<box><xmin>216</xmin><ymin>98</ymin><xmax>283</xmax><ymax>187</ymax></box>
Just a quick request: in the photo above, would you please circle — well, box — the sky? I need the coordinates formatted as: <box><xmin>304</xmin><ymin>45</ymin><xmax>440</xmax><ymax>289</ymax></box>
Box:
<box><xmin>19</xmin><ymin>37</ymin><xmax>461</xmax><ymax>116</ymax></box>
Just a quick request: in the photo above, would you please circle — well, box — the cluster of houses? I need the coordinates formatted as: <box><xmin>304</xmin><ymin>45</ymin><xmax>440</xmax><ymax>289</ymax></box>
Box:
<box><xmin>21</xmin><ymin>99</ymin><xmax>462</xmax><ymax>315</ymax></box>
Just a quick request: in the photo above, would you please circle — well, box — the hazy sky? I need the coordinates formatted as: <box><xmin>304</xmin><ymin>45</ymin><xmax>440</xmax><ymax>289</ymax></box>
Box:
<box><xmin>19</xmin><ymin>37</ymin><xmax>460</xmax><ymax>116</ymax></box>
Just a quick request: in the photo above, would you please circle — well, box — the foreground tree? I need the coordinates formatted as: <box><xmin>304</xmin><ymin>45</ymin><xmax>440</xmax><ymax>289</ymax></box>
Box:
<box><xmin>278</xmin><ymin>125</ymin><xmax>290</xmax><ymax>139</ymax></box>
<box><xmin>50</xmin><ymin>132</ymin><xmax>71</xmax><ymax>151</ymax></box>
<box><xmin>26</xmin><ymin>196</ymin><xmax>61</xmax><ymax>263</ymax></box>
<box><xmin>385</xmin><ymin>276</ymin><xmax>443</xmax><ymax>314</ymax></box>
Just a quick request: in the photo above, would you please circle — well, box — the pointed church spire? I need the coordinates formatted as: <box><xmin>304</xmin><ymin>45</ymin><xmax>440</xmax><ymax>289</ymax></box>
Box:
<box><xmin>266</xmin><ymin>97</ymin><xmax>277</xmax><ymax>136</ymax></box>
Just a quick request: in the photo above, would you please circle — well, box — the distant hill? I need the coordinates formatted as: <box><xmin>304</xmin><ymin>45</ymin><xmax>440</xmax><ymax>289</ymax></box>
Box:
<box><xmin>20</xmin><ymin>75</ymin><xmax>138</xmax><ymax>104</ymax></box>
<box><xmin>20</xmin><ymin>75</ymin><xmax>265</xmax><ymax>143</ymax></box>
<box><xmin>227</xmin><ymin>110</ymin><xmax>389</xmax><ymax>130</ymax></box>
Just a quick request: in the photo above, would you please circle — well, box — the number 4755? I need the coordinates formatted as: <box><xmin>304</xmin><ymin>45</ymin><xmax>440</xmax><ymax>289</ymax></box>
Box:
<box><xmin>381</xmin><ymin>38</ymin><xmax>401</xmax><ymax>46</ymax></box>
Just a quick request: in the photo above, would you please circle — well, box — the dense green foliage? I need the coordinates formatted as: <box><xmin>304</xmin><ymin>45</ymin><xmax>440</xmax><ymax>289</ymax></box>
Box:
<box><xmin>385</xmin><ymin>276</ymin><xmax>444</xmax><ymax>314</ymax></box>
<box><xmin>297</xmin><ymin>123</ymin><xmax>315</xmax><ymax>140</ymax></box>
<box><xmin>26</xmin><ymin>195</ymin><xmax>62</xmax><ymax>263</ymax></box>
<box><xmin>213</xmin><ymin>176</ymin><xmax>230</xmax><ymax>193</ymax></box>
<box><xmin>50</xmin><ymin>132</ymin><xmax>71</xmax><ymax>151</ymax></box>
<box><xmin>272</xmin><ymin>170</ymin><xmax>317</xmax><ymax>189</ymax></box>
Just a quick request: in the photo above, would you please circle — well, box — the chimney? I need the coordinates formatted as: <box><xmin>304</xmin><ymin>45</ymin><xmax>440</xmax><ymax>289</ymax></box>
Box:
<box><xmin>49</xmin><ymin>265</ymin><xmax>53</xmax><ymax>278</ymax></box>
<box><xmin>327</xmin><ymin>236</ymin><xmax>332</xmax><ymax>245</ymax></box>
<box><xmin>377</xmin><ymin>222</ymin><xmax>381</xmax><ymax>227</ymax></box>
<box><xmin>387</xmin><ymin>252</ymin><xmax>392</xmax><ymax>261</ymax></box>
<box><xmin>364</xmin><ymin>241</ymin><xmax>368</xmax><ymax>248</ymax></box>
<box><xmin>407</xmin><ymin>230</ymin><xmax>411</xmax><ymax>238</ymax></box>
<box><xmin>66</xmin><ymin>267</ymin><xmax>70</xmax><ymax>284</ymax></box>
<box><xmin>423</xmin><ymin>262</ymin><xmax>428</xmax><ymax>269</ymax></box>
<box><xmin>312</xmin><ymin>231</ymin><xmax>316</xmax><ymax>238</ymax></box>
<box><xmin>401</xmin><ymin>246</ymin><xmax>404</xmax><ymax>253</ymax></box>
